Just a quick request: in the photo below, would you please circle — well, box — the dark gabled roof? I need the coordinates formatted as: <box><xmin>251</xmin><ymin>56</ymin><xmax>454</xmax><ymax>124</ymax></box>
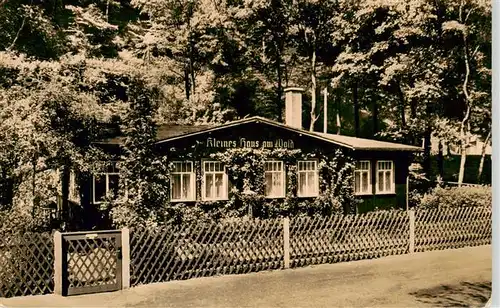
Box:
<box><xmin>315</xmin><ymin>133</ymin><xmax>421</xmax><ymax>152</ymax></box>
<box><xmin>157</xmin><ymin>124</ymin><xmax>213</xmax><ymax>140</ymax></box>
<box><xmin>96</xmin><ymin>116</ymin><xmax>422</xmax><ymax>152</ymax></box>
<box><xmin>95</xmin><ymin>124</ymin><xmax>213</xmax><ymax>145</ymax></box>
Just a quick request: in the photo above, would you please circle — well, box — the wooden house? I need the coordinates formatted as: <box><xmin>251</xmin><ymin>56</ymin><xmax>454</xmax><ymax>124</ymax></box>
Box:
<box><xmin>66</xmin><ymin>88</ymin><xmax>421</xmax><ymax>225</ymax></box>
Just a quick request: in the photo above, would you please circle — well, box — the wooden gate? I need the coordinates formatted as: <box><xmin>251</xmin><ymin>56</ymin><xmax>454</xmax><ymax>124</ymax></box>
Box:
<box><xmin>61</xmin><ymin>230</ymin><xmax>123</xmax><ymax>296</ymax></box>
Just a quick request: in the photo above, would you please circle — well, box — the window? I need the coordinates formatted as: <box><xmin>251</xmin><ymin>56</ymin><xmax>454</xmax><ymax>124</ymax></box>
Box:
<box><xmin>354</xmin><ymin>161</ymin><xmax>371</xmax><ymax>195</ymax></box>
<box><xmin>297</xmin><ymin>161</ymin><xmax>318</xmax><ymax>197</ymax></box>
<box><xmin>264</xmin><ymin>161</ymin><xmax>285</xmax><ymax>198</ymax></box>
<box><xmin>93</xmin><ymin>173</ymin><xmax>120</xmax><ymax>204</ymax></box>
<box><xmin>376</xmin><ymin>161</ymin><xmax>395</xmax><ymax>194</ymax></box>
<box><xmin>170</xmin><ymin>161</ymin><xmax>195</xmax><ymax>201</ymax></box>
<box><xmin>202</xmin><ymin>161</ymin><xmax>228</xmax><ymax>201</ymax></box>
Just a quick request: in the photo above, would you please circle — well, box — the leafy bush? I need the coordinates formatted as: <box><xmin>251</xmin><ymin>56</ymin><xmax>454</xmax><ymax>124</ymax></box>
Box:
<box><xmin>0</xmin><ymin>231</ymin><xmax>54</xmax><ymax>297</ymax></box>
<box><xmin>0</xmin><ymin>201</ymin><xmax>55</xmax><ymax>296</ymax></box>
<box><xmin>0</xmin><ymin>205</ymin><xmax>53</xmax><ymax>235</ymax></box>
<box><xmin>418</xmin><ymin>185</ymin><xmax>492</xmax><ymax>208</ymax></box>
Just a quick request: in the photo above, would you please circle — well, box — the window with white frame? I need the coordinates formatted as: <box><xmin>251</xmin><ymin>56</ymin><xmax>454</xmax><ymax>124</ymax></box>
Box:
<box><xmin>170</xmin><ymin>161</ymin><xmax>195</xmax><ymax>201</ymax></box>
<box><xmin>264</xmin><ymin>161</ymin><xmax>285</xmax><ymax>198</ymax></box>
<box><xmin>202</xmin><ymin>161</ymin><xmax>228</xmax><ymax>201</ymax></box>
<box><xmin>297</xmin><ymin>160</ymin><xmax>319</xmax><ymax>197</ymax></box>
<box><xmin>354</xmin><ymin>160</ymin><xmax>371</xmax><ymax>195</ymax></box>
<box><xmin>376</xmin><ymin>160</ymin><xmax>395</xmax><ymax>194</ymax></box>
<box><xmin>93</xmin><ymin>172</ymin><xmax>120</xmax><ymax>204</ymax></box>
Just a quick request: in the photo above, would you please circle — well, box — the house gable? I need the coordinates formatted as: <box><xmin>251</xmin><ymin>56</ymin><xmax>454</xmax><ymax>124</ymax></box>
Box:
<box><xmin>93</xmin><ymin>116</ymin><xmax>420</xmax><ymax>153</ymax></box>
<box><xmin>154</xmin><ymin>116</ymin><xmax>421</xmax><ymax>153</ymax></box>
<box><xmin>154</xmin><ymin>119</ymin><xmax>350</xmax><ymax>154</ymax></box>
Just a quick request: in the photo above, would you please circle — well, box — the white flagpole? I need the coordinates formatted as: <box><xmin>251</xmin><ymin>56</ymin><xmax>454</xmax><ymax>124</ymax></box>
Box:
<box><xmin>323</xmin><ymin>87</ymin><xmax>328</xmax><ymax>134</ymax></box>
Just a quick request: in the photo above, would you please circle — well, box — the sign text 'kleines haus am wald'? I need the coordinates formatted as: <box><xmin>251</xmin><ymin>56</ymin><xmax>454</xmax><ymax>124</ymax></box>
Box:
<box><xmin>206</xmin><ymin>137</ymin><xmax>295</xmax><ymax>149</ymax></box>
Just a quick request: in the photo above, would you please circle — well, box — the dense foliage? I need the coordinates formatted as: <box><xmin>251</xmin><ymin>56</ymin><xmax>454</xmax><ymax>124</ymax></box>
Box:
<box><xmin>418</xmin><ymin>185</ymin><xmax>491</xmax><ymax>209</ymax></box>
<box><xmin>109</xmin><ymin>76</ymin><xmax>171</xmax><ymax>228</ymax></box>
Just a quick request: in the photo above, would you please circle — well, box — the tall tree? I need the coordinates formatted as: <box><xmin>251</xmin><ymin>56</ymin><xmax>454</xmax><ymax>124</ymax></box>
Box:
<box><xmin>0</xmin><ymin>53</ymin><xmax>119</xmax><ymax>211</ymax></box>
<box><xmin>111</xmin><ymin>75</ymin><xmax>170</xmax><ymax>227</ymax></box>
<box><xmin>290</xmin><ymin>0</ymin><xmax>339</xmax><ymax>131</ymax></box>
<box><xmin>440</xmin><ymin>0</ymin><xmax>490</xmax><ymax>185</ymax></box>
<box><xmin>235</xmin><ymin>0</ymin><xmax>293</xmax><ymax>121</ymax></box>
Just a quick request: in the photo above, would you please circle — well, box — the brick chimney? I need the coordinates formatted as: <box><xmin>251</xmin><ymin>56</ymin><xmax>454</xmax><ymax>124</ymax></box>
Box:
<box><xmin>284</xmin><ymin>87</ymin><xmax>304</xmax><ymax>129</ymax></box>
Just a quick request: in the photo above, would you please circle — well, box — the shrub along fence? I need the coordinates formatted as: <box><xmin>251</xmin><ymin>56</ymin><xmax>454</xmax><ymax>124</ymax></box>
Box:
<box><xmin>0</xmin><ymin>232</ymin><xmax>54</xmax><ymax>298</ymax></box>
<box><xmin>0</xmin><ymin>206</ymin><xmax>492</xmax><ymax>298</ymax></box>
<box><xmin>129</xmin><ymin>206</ymin><xmax>491</xmax><ymax>286</ymax></box>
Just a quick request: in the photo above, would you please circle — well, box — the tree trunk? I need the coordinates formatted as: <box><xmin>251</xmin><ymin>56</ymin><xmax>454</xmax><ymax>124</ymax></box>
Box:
<box><xmin>458</xmin><ymin>143</ymin><xmax>467</xmax><ymax>186</ymax></box>
<box><xmin>0</xmin><ymin>177</ymin><xmax>14</xmax><ymax>210</ymax></box>
<box><xmin>322</xmin><ymin>88</ymin><xmax>328</xmax><ymax>133</ymax></box>
<box><xmin>477</xmin><ymin>131</ymin><xmax>491</xmax><ymax>183</ymax></box>
<box><xmin>372</xmin><ymin>97</ymin><xmax>378</xmax><ymax>136</ymax></box>
<box><xmin>353</xmin><ymin>81</ymin><xmax>360</xmax><ymax>137</ymax></box>
<box><xmin>61</xmin><ymin>164</ymin><xmax>70</xmax><ymax>223</ymax></box>
<box><xmin>189</xmin><ymin>65</ymin><xmax>196</xmax><ymax>122</ymax></box>
<box><xmin>106</xmin><ymin>0</ymin><xmax>110</xmax><ymax>21</ymax></box>
<box><xmin>189</xmin><ymin>47</ymin><xmax>196</xmax><ymax>97</ymax></box>
<box><xmin>457</xmin><ymin>103</ymin><xmax>471</xmax><ymax>186</ymax></box>
<box><xmin>7</xmin><ymin>17</ymin><xmax>26</xmax><ymax>51</ymax></box>
<box><xmin>396</xmin><ymin>84</ymin><xmax>409</xmax><ymax>143</ymax></box>
<box><xmin>397</xmin><ymin>83</ymin><xmax>406</xmax><ymax>128</ymax></box>
<box><xmin>184</xmin><ymin>66</ymin><xmax>190</xmax><ymax>100</ymax></box>
<box><xmin>262</xmin><ymin>38</ymin><xmax>266</xmax><ymax>63</ymax></box>
<box><xmin>457</xmin><ymin>0</ymin><xmax>474</xmax><ymax>186</ymax></box>
<box><xmin>438</xmin><ymin>139</ymin><xmax>444</xmax><ymax>179</ymax></box>
<box><xmin>408</xmin><ymin>97</ymin><xmax>418</xmax><ymax>145</ymax></box>
<box><xmin>422</xmin><ymin>100</ymin><xmax>433</xmax><ymax>178</ymax></box>
<box><xmin>188</xmin><ymin>33</ymin><xmax>197</xmax><ymax>122</ymax></box>
<box><xmin>423</xmin><ymin>130</ymin><xmax>432</xmax><ymax>178</ymax></box>
<box><xmin>410</xmin><ymin>99</ymin><xmax>417</xmax><ymax>119</ymax></box>
<box><xmin>276</xmin><ymin>48</ymin><xmax>283</xmax><ymax>122</ymax></box>
<box><xmin>309</xmin><ymin>48</ymin><xmax>318</xmax><ymax>132</ymax></box>
<box><xmin>336</xmin><ymin>93</ymin><xmax>341</xmax><ymax>134</ymax></box>
<box><xmin>190</xmin><ymin>65</ymin><xmax>195</xmax><ymax>98</ymax></box>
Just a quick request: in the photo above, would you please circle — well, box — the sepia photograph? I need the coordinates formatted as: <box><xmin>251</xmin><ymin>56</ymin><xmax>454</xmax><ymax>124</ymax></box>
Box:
<box><xmin>0</xmin><ymin>0</ymin><xmax>493</xmax><ymax>307</ymax></box>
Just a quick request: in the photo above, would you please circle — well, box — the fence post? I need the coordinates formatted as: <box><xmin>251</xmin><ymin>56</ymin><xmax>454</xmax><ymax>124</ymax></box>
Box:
<box><xmin>283</xmin><ymin>217</ymin><xmax>290</xmax><ymax>269</ymax></box>
<box><xmin>409</xmin><ymin>210</ymin><xmax>415</xmax><ymax>253</ymax></box>
<box><xmin>121</xmin><ymin>227</ymin><xmax>131</xmax><ymax>289</ymax></box>
<box><xmin>406</xmin><ymin>176</ymin><xmax>409</xmax><ymax>211</ymax></box>
<box><xmin>54</xmin><ymin>231</ymin><xmax>63</xmax><ymax>296</ymax></box>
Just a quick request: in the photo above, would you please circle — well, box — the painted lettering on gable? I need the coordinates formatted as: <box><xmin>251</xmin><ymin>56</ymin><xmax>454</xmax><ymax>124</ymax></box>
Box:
<box><xmin>206</xmin><ymin>137</ymin><xmax>294</xmax><ymax>149</ymax></box>
<box><xmin>206</xmin><ymin>138</ymin><xmax>237</xmax><ymax>148</ymax></box>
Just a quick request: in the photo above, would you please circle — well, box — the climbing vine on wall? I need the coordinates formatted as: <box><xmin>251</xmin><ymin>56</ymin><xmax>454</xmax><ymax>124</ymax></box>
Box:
<box><xmin>110</xmin><ymin>141</ymin><xmax>357</xmax><ymax>227</ymax></box>
<box><xmin>160</xmin><ymin>145</ymin><xmax>357</xmax><ymax>225</ymax></box>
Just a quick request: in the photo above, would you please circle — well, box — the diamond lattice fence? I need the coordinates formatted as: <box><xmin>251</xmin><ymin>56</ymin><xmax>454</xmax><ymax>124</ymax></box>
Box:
<box><xmin>0</xmin><ymin>232</ymin><xmax>54</xmax><ymax>298</ymax></box>
<box><xmin>414</xmin><ymin>206</ymin><xmax>491</xmax><ymax>252</ymax></box>
<box><xmin>0</xmin><ymin>206</ymin><xmax>492</xmax><ymax>298</ymax></box>
<box><xmin>130</xmin><ymin>218</ymin><xmax>283</xmax><ymax>286</ymax></box>
<box><xmin>289</xmin><ymin>211</ymin><xmax>410</xmax><ymax>267</ymax></box>
<box><xmin>66</xmin><ymin>237</ymin><xmax>119</xmax><ymax>289</ymax></box>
